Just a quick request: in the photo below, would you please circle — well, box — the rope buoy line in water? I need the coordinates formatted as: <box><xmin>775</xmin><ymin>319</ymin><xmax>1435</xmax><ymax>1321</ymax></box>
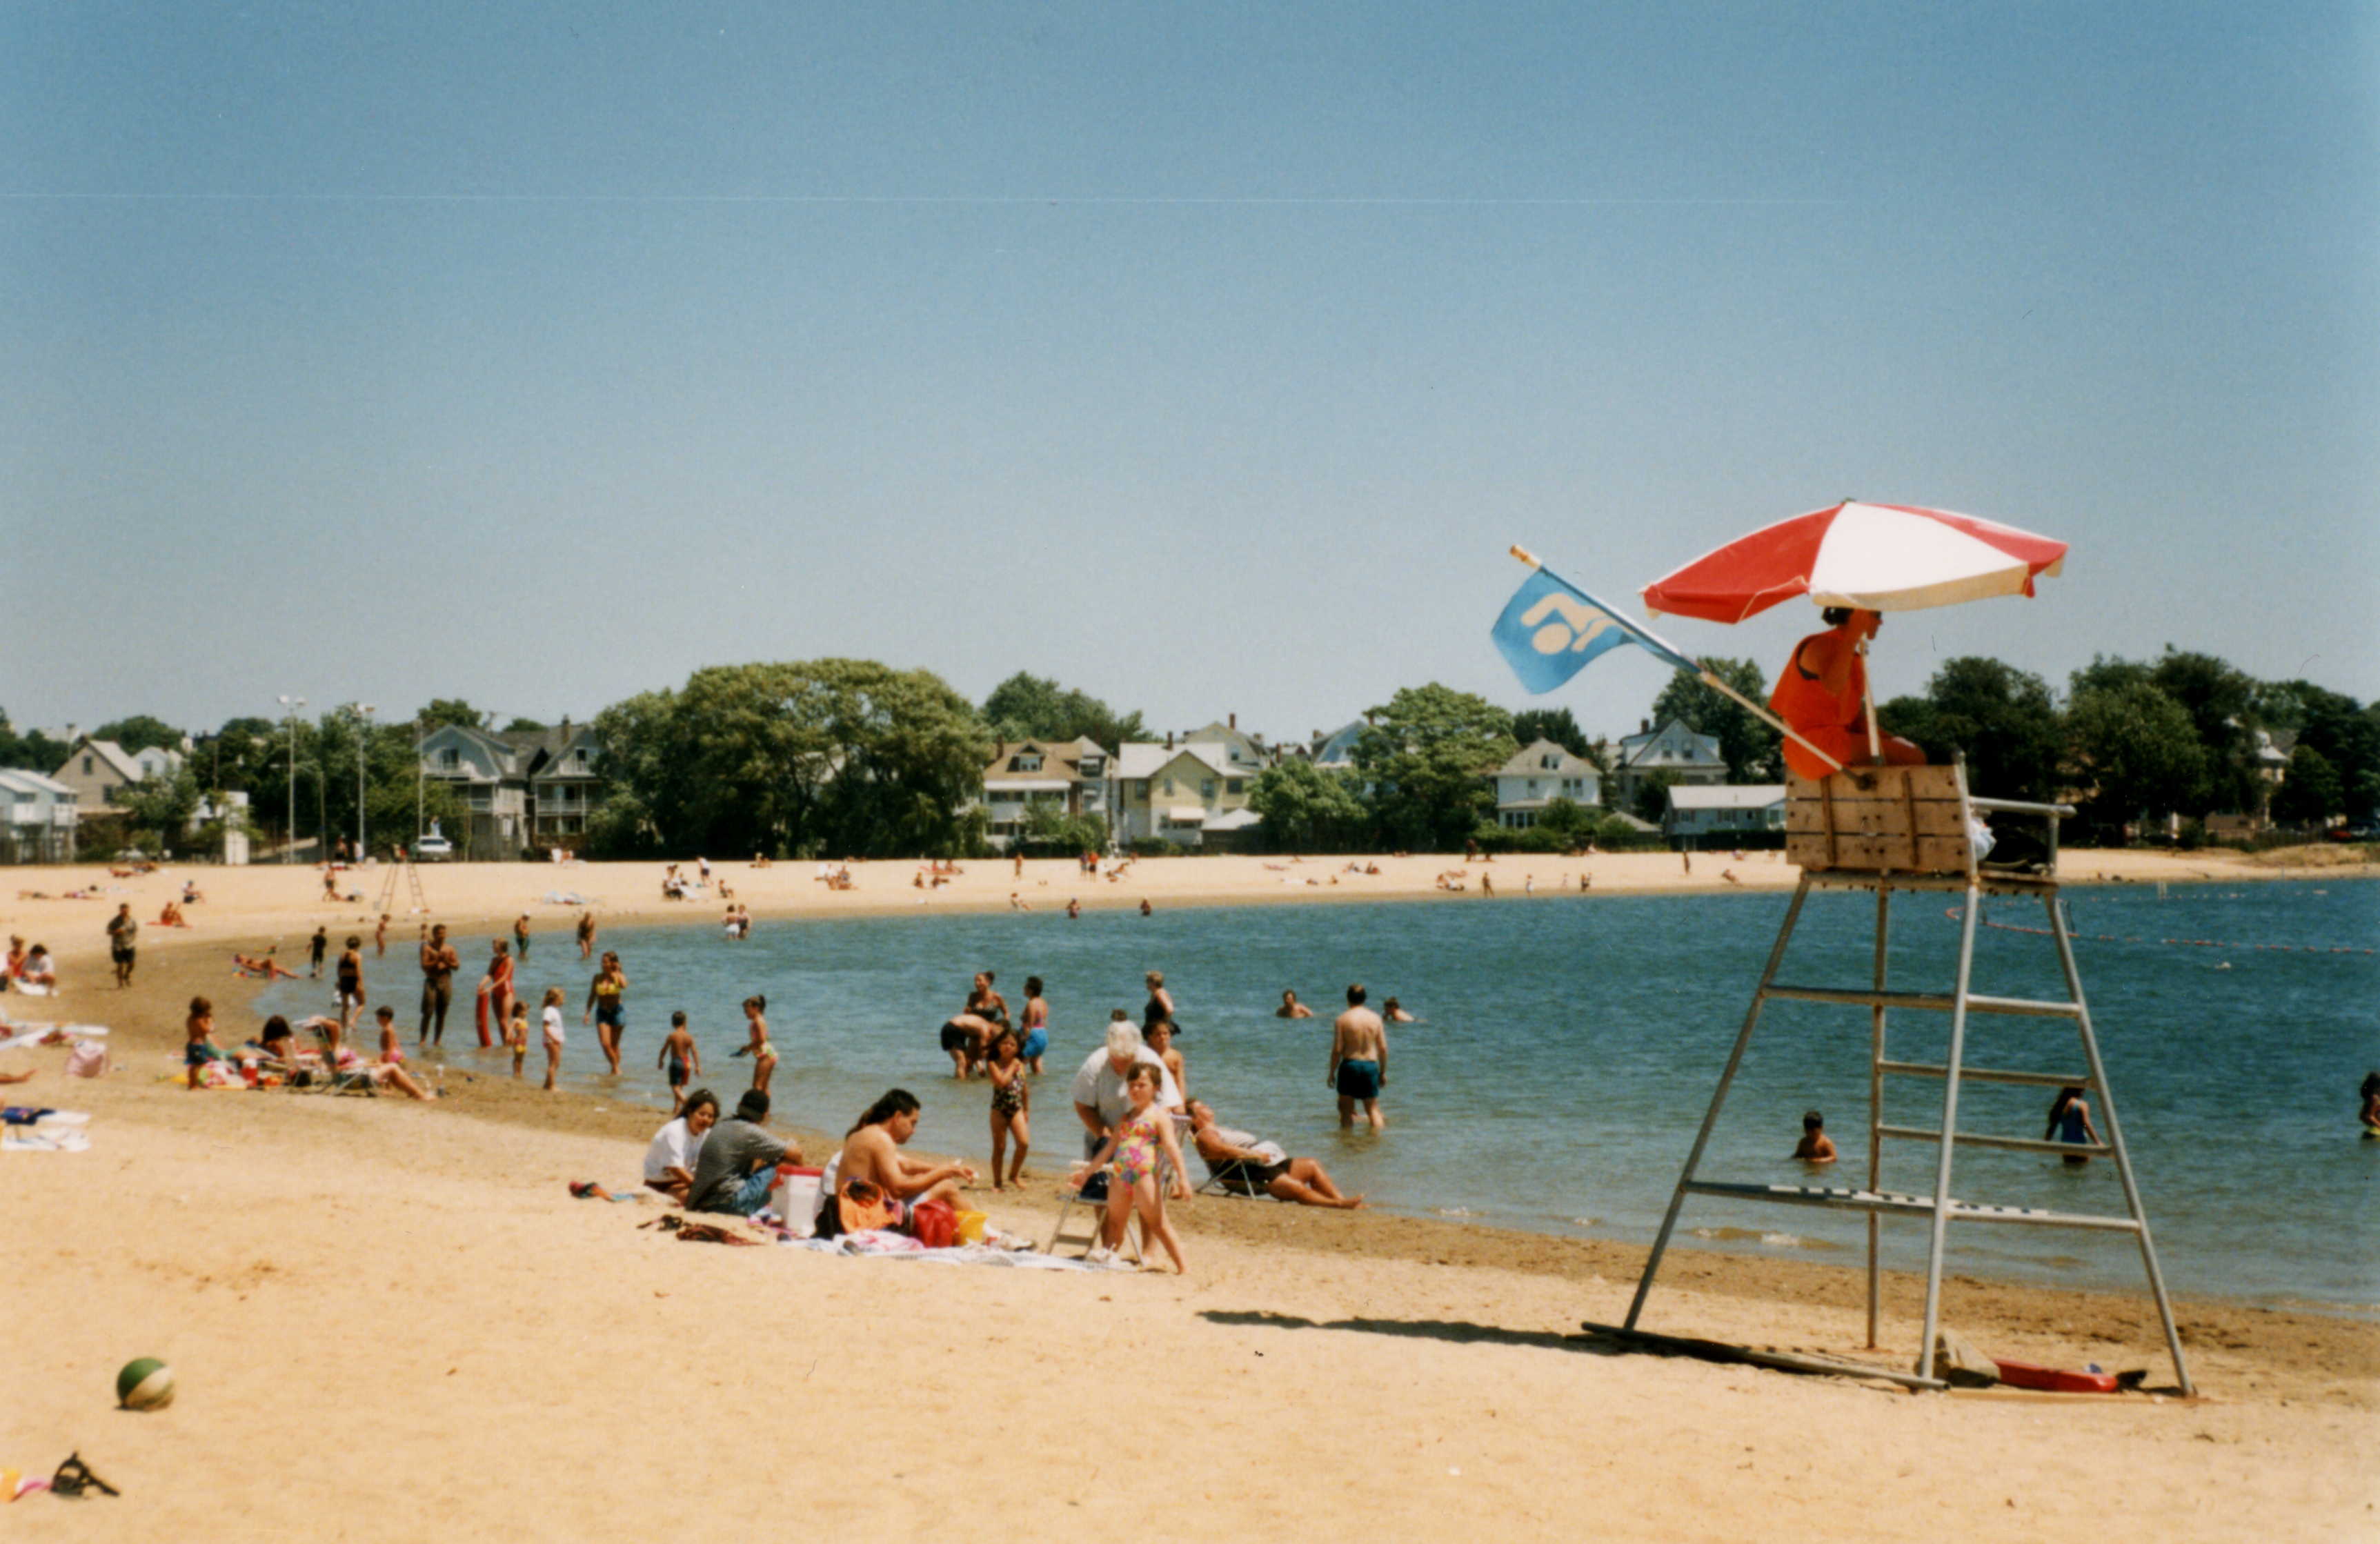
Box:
<box><xmin>1943</xmin><ymin>907</ymin><xmax>2376</xmax><ymax>956</ymax></box>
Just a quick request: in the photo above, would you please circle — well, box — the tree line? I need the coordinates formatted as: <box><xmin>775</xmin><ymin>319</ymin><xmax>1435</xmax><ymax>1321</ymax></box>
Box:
<box><xmin>9</xmin><ymin>643</ymin><xmax>2372</xmax><ymax>860</ymax></box>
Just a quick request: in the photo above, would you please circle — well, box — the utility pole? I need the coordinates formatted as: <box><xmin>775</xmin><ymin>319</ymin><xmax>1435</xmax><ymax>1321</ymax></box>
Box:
<box><xmin>356</xmin><ymin>704</ymin><xmax>376</xmax><ymax>859</ymax></box>
<box><xmin>277</xmin><ymin>695</ymin><xmax>305</xmax><ymax>862</ymax></box>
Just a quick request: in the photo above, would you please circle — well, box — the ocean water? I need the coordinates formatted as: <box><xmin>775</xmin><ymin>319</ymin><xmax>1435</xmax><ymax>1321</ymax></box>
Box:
<box><xmin>262</xmin><ymin>876</ymin><xmax>2379</xmax><ymax>1311</ymax></box>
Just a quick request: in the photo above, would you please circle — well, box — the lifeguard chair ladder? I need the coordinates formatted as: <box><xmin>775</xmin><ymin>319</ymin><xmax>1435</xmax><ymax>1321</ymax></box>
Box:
<box><xmin>1613</xmin><ymin>762</ymin><xmax>2192</xmax><ymax>1394</ymax></box>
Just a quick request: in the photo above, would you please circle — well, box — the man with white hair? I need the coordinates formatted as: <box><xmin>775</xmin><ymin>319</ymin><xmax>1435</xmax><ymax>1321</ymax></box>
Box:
<box><xmin>1070</xmin><ymin>1011</ymin><xmax>1183</xmax><ymax>1159</ymax></box>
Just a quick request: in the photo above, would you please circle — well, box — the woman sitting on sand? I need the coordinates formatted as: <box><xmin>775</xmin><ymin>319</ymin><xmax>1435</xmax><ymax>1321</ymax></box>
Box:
<box><xmin>644</xmin><ymin>1089</ymin><xmax>719</xmax><ymax>1204</ymax></box>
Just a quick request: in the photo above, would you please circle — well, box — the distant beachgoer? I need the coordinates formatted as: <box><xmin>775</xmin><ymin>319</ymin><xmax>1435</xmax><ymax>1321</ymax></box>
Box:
<box><xmin>1144</xmin><ymin>1018</ymin><xmax>1187</xmax><ymax>1102</ymax></box>
<box><xmin>1187</xmin><ymin>1101</ymin><xmax>1364</xmax><ymax>1209</ymax></box>
<box><xmin>418</xmin><ymin>924</ymin><xmax>459</xmax><ymax>1046</ymax></box>
<box><xmin>375</xmin><ymin>913</ymin><xmax>390</xmax><ymax>957</ymax></box>
<box><xmin>185</xmin><ymin>996</ymin><xmax>220</xmax><ymax>1089</ymax></box>
<box><xmin>1480</xmin><ymin>873</ymin><xmax>1495</xmax><ymax>897</ymax></box>
<box><xmin>107</xmin><ymin>904</ymin><xmax>138</xmax><ymax>987</ymax></box>
<box><xmin>1138</xmin><ymin>898</ymin><xmax>1152</xmax><ymax>915</ymax></box>
<box><xmin>2362</xmin><ymin>1071</ymin><xmax>2380</xmax><ymax>1133</ymax></box>
<box><xmin>5</xmin><ymin>936</ymin><xmax>23</xmax><ymax>983</ymax></box>
<box><xmin>686</xmin><ymin>1089</ymin><xmax>804</xmax><ymax>1217</ymax></box>
<box><xmin>660</xmin><ymin>1010</ymin><xmax>700</xmax><ymax>1113</ymax></box>
<box><xmin>483</xmin><ymin>938</ymin><xmax>517</xmax><ymax>1045</ymax></box>
<box><xmin>513</xmin><ymin>913</ymin><xmax>531</xmax><ymax>961</ymax></box>
<box><xmin>1276</xmin><ymin>989</ymin><xmax>1314</xmax><ymax>1020</ymax></box>
<box><xmin>644</xmin><ymin>1090</ymin><xmax>719</xmax><ymax>1204</ymax></box>
<box><xmin>1142</xmin><ymin>971</ymin><xmax>1175</xmax><ymax>1035</ymax></box>
<box><xmin>1013</xmin><ymin>850</ymin><xmax>1024</xmax><ymax>878</ymax></box>
<box><xmin>1018</xmin><ymin>976</ymin><xmax>1050</xmax><ymax>1074</ymax></box>
<box><xmin>20</xmin><ymin>944</ymin><xmax>55</xmax><ymax>989</ymax></box>
<box><xmin>576</xmin><ymin>910</ymin><xmax>597</xmax><ymax>960</ymax></box>
<box><xmin>1793</xmin><ymin>1109</ymin><xmax>1837</xmax><ymax>1163</ymax></box>
<box><xmin>1329</xmin><ymin>984</ymin><xmax>1387</xmax><ymax>1131</ymax></box>
<box><xmin>1382</xmin><ymin>998</ymin><xmax>1416</xmax><ymax>1023</ymax></box>
<box><xmin>735</xmin><ymin>994</ymin><xmax>774</xmax><ymax>1096</ymax></box>
<box><xmin>374</xmin><ymin>1004</ymin><xmax>403</xmax><ymax>1066</ymax></box>
<box><xmin>335</xmin><ymin>936</ymin><xmax>366</xmax><ymax>1033</ymax></box>
<box><xmin>539</xmin><ymin>986</ymin><xmax>566</xmax><ymax>1090</ymax></box>
<box><xmin>1009</xmin><ymin>891</ymin><xmax>1030</xmax><ymax>911</ymax></box>
<box><xmin>309</xmin><ymin>926</ymin><xmax>329</xmax><ymax>980</ymax></box>
<box><xmin>1769</xmin><ymin>606</ymin><xmax>1926</xmax><ymax>780</ymax></box>
<box><xmin>1680</xmin><ymin>850</ymin><xmax>1691</xmax><ymax>875</ymax></box>
<box><xmin>2045</xmin><ymin>1085</ymin><xmax>2102</xmax><ymax>1164</ymax></box>
<box><xmin>986</xmin><ymin>1027</ymin><xmax>1031</xmax><ymax>1189</ymax></box>
<box><xmin>1065</xmin><ymin>898</ymin><xmax>1080</xmax><ymax>919</ymax></box>
<box><xmin>1075</xmin><ymin>1063</ymin><xmax>1189</xmax><ymax>1271</ymax></box>
<box><xmin>969</xmin><ymin>970</ymin><xmax>1011</xmax><ymax>1029</ymax></box>
<box><xmin>584</xmin><ymin>951</ymin><xmax>628</xmax><ymax>1075</ymax></box>
<box><xmin>232</xmin><ymin>950</ymin><xmax>298</xmax><ymax>981</ymax></box>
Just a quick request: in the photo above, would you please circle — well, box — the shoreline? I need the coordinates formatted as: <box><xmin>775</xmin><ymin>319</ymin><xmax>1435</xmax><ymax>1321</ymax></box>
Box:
<box><xmin>28</xmin><ymin>903</ymin><xmax>2380</xmax><ymax>1357</ymax></box>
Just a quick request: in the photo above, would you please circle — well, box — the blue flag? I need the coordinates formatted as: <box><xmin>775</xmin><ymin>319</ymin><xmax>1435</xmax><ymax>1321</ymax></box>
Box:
<box><xmin>1491</xmin><ymin>564</ymin><xmax>1699</xmax><ymax>695</ymax></box>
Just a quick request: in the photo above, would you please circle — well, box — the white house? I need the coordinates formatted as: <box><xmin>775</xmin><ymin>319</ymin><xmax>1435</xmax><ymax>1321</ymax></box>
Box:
<box><xmin>0</xmin><ymin>769</ymin><xmax>79</xmax><ymax>863</ymax></box>
<box><xmin>1614</xmin><ymin>717</ymin><xmax>1729</xmax><ymax>805</ymax></box>
<box><xmin>1664</xmin><ymin>783</ymin><xmax>1787</xmax><ymax>842</ymax></box>
<box><xmin>1490</xmin><ymin>740</ymin><xmax>1602</xmax><ymax>829</ymax></box>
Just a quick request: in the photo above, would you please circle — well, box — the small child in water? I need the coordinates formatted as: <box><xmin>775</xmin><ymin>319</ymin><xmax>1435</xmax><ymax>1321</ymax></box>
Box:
<box><xmin>660</xmin><ymin>1010</ymin><xmax>700</xmax><ymax>1114</ymax></box>
<box><xmin>1792</xmin><ymin>1109</ymin><xmax>1837</xmax><ymax>1163</ymax></box>
<box><xmin>506</xmin><ymin>1000</ymin><xmax>530</xmax><ymax>1080</ymax></box>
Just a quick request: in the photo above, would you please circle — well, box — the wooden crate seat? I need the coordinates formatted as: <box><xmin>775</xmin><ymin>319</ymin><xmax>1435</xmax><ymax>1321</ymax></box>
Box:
<box><xmin>1785</xmin><ymin>764</ymin><xmax>1972</xmax><ymax>876</ymax></box>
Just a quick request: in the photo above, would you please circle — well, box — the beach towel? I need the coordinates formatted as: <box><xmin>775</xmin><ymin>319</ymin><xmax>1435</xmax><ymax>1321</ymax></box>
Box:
<box><xmin>3</xmin><ymin>1127</ymin><xmax>89</xmax><ymax>1153</ymax></box>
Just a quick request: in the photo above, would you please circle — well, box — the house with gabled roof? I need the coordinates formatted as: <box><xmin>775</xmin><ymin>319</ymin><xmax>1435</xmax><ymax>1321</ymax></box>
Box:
<box><xmin>0</xmin><ymin>769</ymin><xmax>79</xmax><ymax>862</ymax></box>
<box><xmin>1491</xmin><ymin>739</ymin><xmax>1602</xmax><ymax>829</ymax></box>
<box><xmin>978</xmin><ymin>737</ymin><xmax>1110</xmax><ymax>852</ymax></box>
<box><xmin>1111</xmin><ymin>738</ymin><xmax>1258</xmax><ymax>849</ymax></box>
<box><xmin>51</xmin><ymin>735</ymin><xmax>176</xmax><ymax>815</ymax></box>
<box><xmin>419</xmin><ymin>719</ymin><xmax>606</xmax><ymax>858</ymax></box>
<box><xmin>1612</xmin><ymin>717</ymin><xmax>1728</xmax><ymax>806</ymax></box>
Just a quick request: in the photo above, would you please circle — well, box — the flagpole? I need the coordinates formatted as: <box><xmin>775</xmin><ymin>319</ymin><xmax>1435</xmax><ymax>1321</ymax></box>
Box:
<box><xmin>1508</xmin><ymin>546</ymin><xmax>1846</xmax><ymax>775</ymax></box>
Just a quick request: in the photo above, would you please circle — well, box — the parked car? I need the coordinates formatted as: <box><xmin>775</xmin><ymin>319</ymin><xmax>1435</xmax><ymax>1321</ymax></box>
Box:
<box><xmin>2326</xmin><ymin>824</ymin><xmax>2374</xmax><ymax>842</ymax></box>
<box><xmin>414</xmin><ymin>833</ymin><xmax>455</xmax><ymax>862</ymax></box>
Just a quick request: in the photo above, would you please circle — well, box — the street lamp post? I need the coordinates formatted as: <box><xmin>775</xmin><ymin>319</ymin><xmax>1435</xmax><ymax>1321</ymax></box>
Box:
<box><xmin>415</xmin><ymin>713</ymin><xmax>426</xmax><ymax>847</ymax></box>
<box><xmin>355</xmin><ymin>704</ymin><xmax>376</xmax><ymax>860</ymax></box>
<box><xmin>277</xmin><ymin>695</ymin><xmax>305</xmax><ymax>863</ymax></box>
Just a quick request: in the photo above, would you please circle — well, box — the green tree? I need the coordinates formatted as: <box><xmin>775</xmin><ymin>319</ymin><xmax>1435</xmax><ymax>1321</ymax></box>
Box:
<box><xmin>1877</xmin><ymin>656</ymin><xmax>2063</xmax><ymax>803</ymax></box>
<box><xmin>1631</xmin><ymin>767</ymin><xmax>1682</xmax><ymax>824</ymax></box>
<box><xmin>1018</xmin><ymin>802</ymin><xmax>1109</xmax><ymax>858</ymax></box>
<box><xmin>119</xmin><ymin>766</ymin><xmax>203</xmax><ymax>851</ymax></box>
<box><xmin>1649</xmin><ymin>658</ymin><xmax>1778</xmax><ymax>782</ymax></box>
<box><xmin>2261</xmin><ymin>681</ymin><xmax>2380</xmax><ymax>822</ymax></box>
<box><xmin>2149</xmin><ymin>649</ymin><xmax>2260</xmax><ymax>813</ymax></box>
<box><xmin>92</xmin><ymin>714</ymin><xmax>184</xmax><ymax>755</ymax></box>
<box><xmin>0</xmin><ymin>711</ymin><xmax>69</xmax><ymax>774</ymax></box>
<box><xmin>1248</xmin><ymin>758</ymin><xmax>1371</xmax><ymax>852</ymax></box>
<box><xmin>502</xmin><ymin>716</ymin><xmax>549</xmax><ymax>733</ymax></box>
<box><xmin>1353</xmin><ymin>684</ymin><xmax>1514</xmax><ymax>851</ymax></box>
<box><xmin>416</xmin><ymin>699</ymin><xmax>491</xmax><ymax>732</ymax></box>
<box><xmin>981</xmin><ymin>673</ymin><xmax>1145</xmax><ymax>749</ymax></box>
<box><xmin>1510</xmin><ymin>707</ymin><xmax>1597</xmax><ymax>763</ymax></box>
<box><xmin>2269</xmin><ymin>745</ymin><xmax>2342</xmax><ymax>828</ymax></box>
<box><xmin>2065</xmin><ymin>680</ymin><xmax>2205</xmax><ymax>832</ymax></box>
<box><xmin>593</xmin><ymin>660</ymin><xmax>991</xmax><ymax>858</ymax></box>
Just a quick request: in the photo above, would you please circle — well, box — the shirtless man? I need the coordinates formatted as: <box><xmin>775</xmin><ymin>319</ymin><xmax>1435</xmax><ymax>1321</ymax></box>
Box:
<box><xmin>1327</xmin><ymin>983</ymin><xmax>1388</xmax><ymax>1130</ymax></box>
<box><xmin>839</xmin><ymin>1089</ymin><xmax>975</xmax><ymax>1214</ymax></box>
<box><xmin>1274</xmin><ymin>989</ymin><xmax>1314</xmax><ymax>1020</ymax></box>
<box><xmin>417</xmin><ymin>923</ymin><xmax>459</xmax><ymax>1046</ymax></box>
<box><xmin>937</xmin><ymin>1011</ymin><xmax>999</xmax><ymax>1080</ymax></box>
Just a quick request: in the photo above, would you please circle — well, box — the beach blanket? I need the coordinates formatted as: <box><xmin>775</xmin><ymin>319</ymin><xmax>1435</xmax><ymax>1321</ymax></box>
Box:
<box><xmin>3</xmin><ymin>1122</ymin><xmax>90</xmax><ymax>1153</ymax></box>
<box><xmin>789</xmin><ymin>1236</ymin><xmax>1113</xmax><ymax>1269</ymax></box>
<box><xmin>542</xmin><ymin>891</ymin><xmax>594</xmax><ymax>906</ymax></box>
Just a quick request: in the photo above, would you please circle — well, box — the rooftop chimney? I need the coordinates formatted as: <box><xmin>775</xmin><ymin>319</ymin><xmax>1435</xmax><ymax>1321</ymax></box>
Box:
<box><xmin>1229</xmin><ymin>712</ymin><xmax>1236</xmax><ymax>730</ymax></box>
<box><xmin>1165</xmin><ymin>731</ymin><xmax>1174</xmax><ymax>750</ymax></box>
<box><xmin>1640</xmin><ymin>718</ymin><xmax>1650</xmax><ymax>733</ymax></box>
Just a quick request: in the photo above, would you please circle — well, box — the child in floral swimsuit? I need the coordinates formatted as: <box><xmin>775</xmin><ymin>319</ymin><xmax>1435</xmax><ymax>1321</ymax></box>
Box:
<box><xmin>1076</xmin><ymin>1063</ymin><xmax>1189</xmax><ymax>1273</ymax></box>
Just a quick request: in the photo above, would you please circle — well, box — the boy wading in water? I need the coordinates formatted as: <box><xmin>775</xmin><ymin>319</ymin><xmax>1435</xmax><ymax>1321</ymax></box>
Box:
<box><xmin>660</xmin><ymin>1010</ymin><xmax>702</xmax><ymax>1115</ymax></box>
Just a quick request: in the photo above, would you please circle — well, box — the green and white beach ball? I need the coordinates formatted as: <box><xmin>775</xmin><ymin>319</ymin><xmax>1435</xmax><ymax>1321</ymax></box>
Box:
<box><xmin>117</xmin><ymin>1357</ymin><xmax>175</xmax><ymax>1411</ymax></box>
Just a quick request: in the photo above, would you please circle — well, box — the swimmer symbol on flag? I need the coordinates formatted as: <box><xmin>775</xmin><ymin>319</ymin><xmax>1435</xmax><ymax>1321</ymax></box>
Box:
<box><xmin>1491</xmin><ymin>560</ymin><xmax>1700</xmax><ymax>695</ymax></box>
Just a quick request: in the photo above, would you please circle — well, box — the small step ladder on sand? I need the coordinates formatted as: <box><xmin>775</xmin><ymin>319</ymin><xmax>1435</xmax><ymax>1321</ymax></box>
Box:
<box><xmin>1607</xmin><ymin>762</ymin><xmax>2193</xmax><ymax>1394</ymax></box>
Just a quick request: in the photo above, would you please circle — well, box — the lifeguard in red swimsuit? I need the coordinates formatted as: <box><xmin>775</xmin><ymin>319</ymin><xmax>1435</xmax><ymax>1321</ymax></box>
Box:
<box><xmin>1769</xmin><ymin>607</ymin><xmax>1925</xmax><ymax>780</ymax></box>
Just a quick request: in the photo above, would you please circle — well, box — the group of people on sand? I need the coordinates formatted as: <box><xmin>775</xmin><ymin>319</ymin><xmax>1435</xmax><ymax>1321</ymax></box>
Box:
<box><xmin>185</xmin><ymin>998</ymin><xmax>437</xmax><ymax>1100</ymax></box>
<box><xmin>4</xmin><ymin>936</ymin><xmax>57</xmax><ymax>991</ymax></box>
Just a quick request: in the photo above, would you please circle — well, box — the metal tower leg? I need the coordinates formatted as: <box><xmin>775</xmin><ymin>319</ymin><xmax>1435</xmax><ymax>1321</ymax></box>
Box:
<box><xmin>1914</xmin><ymin>876</ymin><xmax>1983</xmax><ymax>1380</ymax></box>
<box><xmin>1625</xmin><ymin>874</ymin><xmax>1814</xmax><ymax>1332</ymax></box>
<box><xmin>2047</xmin><ymin>893</ymin><xmax>2194</xmax><ymax>1396</ymax></box>
<box><xmin>1865</xmin><ymin>885</ymin><xmax>1889</xmax><ymax>1349</ymax></box>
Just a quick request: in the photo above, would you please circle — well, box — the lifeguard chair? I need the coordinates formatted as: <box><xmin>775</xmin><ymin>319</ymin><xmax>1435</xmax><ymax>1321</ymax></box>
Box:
<box><xmin>1606</xmin><ymin>762</ymin><xmax>2193</xmax><ymax>1393</ymax></box>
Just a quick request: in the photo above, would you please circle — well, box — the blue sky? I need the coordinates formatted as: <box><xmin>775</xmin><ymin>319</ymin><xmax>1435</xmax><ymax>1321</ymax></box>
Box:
<box><xmin>5</xmin><ymin>3</ymin><xmax>2373</xmax><ymax>746</ymax></box>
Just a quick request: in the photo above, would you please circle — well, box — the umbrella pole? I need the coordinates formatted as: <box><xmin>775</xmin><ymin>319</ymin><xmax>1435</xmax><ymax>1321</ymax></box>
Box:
<box><xmin>1857</xmin><ymin>643</ymin><xmax>1883</xmax><ymax>764</ymax></box>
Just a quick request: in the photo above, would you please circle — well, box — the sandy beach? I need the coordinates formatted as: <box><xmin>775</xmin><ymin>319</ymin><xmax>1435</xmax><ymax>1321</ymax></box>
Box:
<box><xmin>6</xmin><ymin>850</ymin><xmax>2374</xmax><ymax>1539</ymax></box>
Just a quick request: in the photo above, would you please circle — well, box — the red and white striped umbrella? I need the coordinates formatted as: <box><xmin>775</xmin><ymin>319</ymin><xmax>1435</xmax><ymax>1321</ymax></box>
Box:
<box><xmin>1640</xmin><ymin>501</ymin><xmax>2067</xmax><ymax>624</ymax></box>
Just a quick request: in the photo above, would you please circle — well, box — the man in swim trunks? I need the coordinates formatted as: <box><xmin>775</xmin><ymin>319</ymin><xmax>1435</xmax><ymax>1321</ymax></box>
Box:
<box><xmin>106</xmin><ymin>904</ymin><xmax>138</xmax><ymax>988</ymax></box>
<box><xmin>1328</xmin><ymin>983</ymin><xmax>1387</xmax><ymax>1130</ymax></box>
<box><xmin>418</xmin><ymin>923</ymin><xmax>459</xmax><ymax>1045</ymax></box>
<box><xmin>1187</xmin><ymin>1101</ymin><xmax>1364</xmax><ymax>1209</ymax></box>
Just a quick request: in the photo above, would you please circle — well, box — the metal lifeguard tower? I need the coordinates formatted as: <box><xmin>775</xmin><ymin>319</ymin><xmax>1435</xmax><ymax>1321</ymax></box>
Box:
<box><xmin>1609</xmin><ymin>762</ymin><xmax>2193</xmax><ymax>1394</ymax></box>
